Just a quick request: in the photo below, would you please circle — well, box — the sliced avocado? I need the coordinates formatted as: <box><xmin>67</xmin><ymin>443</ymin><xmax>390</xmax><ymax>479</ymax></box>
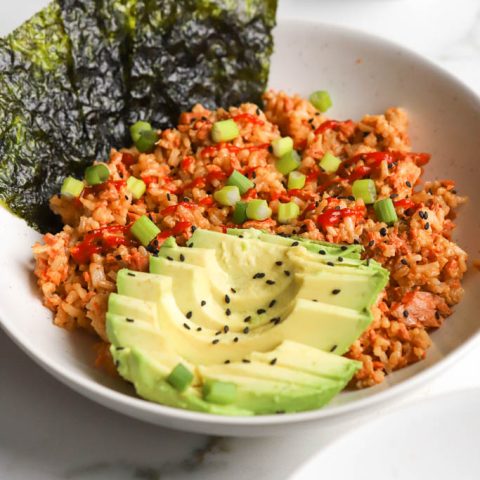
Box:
<box><xmin>108</xmin><ymin>293</ymin><xmax>157</xmax><ymax>326</ymax></box>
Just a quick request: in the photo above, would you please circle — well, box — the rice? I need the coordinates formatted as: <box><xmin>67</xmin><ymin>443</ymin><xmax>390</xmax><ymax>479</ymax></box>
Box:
<box><xmin>32</xmin><ymin>90</ymin><xmax>468</xmax><ymax>388</ymax></box>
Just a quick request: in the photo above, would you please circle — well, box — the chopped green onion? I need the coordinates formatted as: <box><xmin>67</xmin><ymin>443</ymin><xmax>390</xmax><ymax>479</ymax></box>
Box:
<box><xmin>84</xmin><ymin>163</ymin><xmax>110</xmax><ymax>186</ymax></box>
<box><xmin>246</xmin><ymin>199</ymin><xmax>272</xmax><ymax>221</ymax></box>
<box><xmin>287</xmin><ymin>171</ymin><xmax>306</xmax><ymax>190</ymax></box>
<box><xmin>233</xmin><ymin>201</ymin><xmax>248</xmax><ymax>224</ymax></box>
<box><xmin>278</xmin><ymin>201</ymin><xmax>300</xmax><ymax>224</ymax></box>
<box><xmin>309</xmin><ymin>90</ymin><xmax>333</xmax><ymax>112</ymax></box>
<box><xmin>374</xmin><ymin>198</ymin><xmax>398</xmax><ymax>225</ymax></box>
<box><xmin>276</xmin><ymin>150</ymin><xmax>301</xmax><ymax>175</ymax></box>
<box><xmin>203</xmin><ymin>380</ymin><xmax>237</xmax><ymax>405</ymax></box>
<box><xmin>167</xmin><ymin>363</ymin><xmax>194</xmax><ymax>392</ymax></box>
<box><xmin>211</xmin><ymin>119</ymin><xmax>239</xmax><ymax>143</ymax></box>
<box><xmin>126</xmin><ymin>176</ymin><xmax>146</xmax><ymax>199</ymax></box>
<box><xmin>130</xmin><ymin>215</ymin><xmax>160</xmax><ymax>246</ymax></box>
<box><xmin>352</xmin><ymin>179</ymin><xmax>377</xmax><ymax>204</ymax></box>
<box><xmin>135</xmin><ymin>129</ymin><xmax>158</xmax><ymax>153</ymax></box>
<box><xmin>130</xmin><ymin>121</ymin><xmax>152</xmax><ymax>143</ymax></box>
<box><xmin>271</xmin><ymin>136</ymin><xmax>293</xmax><ymax>158</ymax></box>
<box><xmin>319</xmin><ymin>152</ymin><xmax>341</xmax><ymax>174</ymax></box>
<box><xmin>226</xmin><ymin>170</ymin><xmax>254</xmax><ymax>195</ymax></box>
<box><xmin>61</xmin><ymin>176</ymin><xmax>84</xmax><ymax>198</ymax></box>
<box><xmin>214</xmin><ymin>186</ymin><xmax>241</xmax><ymax>206</ymax></box>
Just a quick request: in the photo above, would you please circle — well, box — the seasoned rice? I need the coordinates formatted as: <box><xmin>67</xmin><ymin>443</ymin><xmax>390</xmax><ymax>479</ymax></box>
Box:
<box><xmin>32</xmin><ymin>90</ymin><xmax>467</xmax><ymax>388</ymax></box>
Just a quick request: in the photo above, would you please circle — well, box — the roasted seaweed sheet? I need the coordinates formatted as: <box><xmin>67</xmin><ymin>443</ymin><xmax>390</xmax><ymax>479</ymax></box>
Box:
<box><xmin>0</xmin><ymin>0</ymin><xmax>277</xmax><ymax>232</ymax></box>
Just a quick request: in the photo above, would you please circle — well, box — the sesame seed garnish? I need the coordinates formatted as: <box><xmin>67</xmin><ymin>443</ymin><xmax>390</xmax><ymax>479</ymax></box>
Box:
<box><xmin>403</xmin><ymin>310</ymin><xmax>409</xmax><ymax>318</ymax></box>
<box><xmin>230</xmin><ymin>288</ymin><xmax>237</xmax><ymax>293</ymax></box>
<box><xmin>379</xmin><ymin>228</ymin><xmax>387</xmax><ymax>237</ymax></box>
<box><xmin>330</xmin><ymin>345</ymin><xmax>337</xmax><ymax>352</ymax></box>
<box><xmin>201</xmin><ymin>300</ymin><xmax>206</xmax><ymax>306</ymax></box>
<box><xmin>340</xmin><ymin>246</ymin><xmax>348</xmax><ymax>251</ymax></box>
<box><xmin>183</xmin><ymin>323</ymin><xmax>191</xmax><ymax>330</ymax></box>
<box><xmin>243</xmin><ymin>316</ymin><xmax>251</xmax><ymax>323</ymax></box>
<box><xmin>215</xmin><ymin>330</ymin><xmax>222</xmax><ymax>336</ymax></box>
<box><xmin>424</xmin><ymin>222</ymin><xmax>430</xmax><ymax>230</ymax></box>
<box><xmin>368</xmin><ymin>240</ymin><xmax>375</xmax><ymax>247</ymax></box>
<box><xmin>284</xmin><ymin>270</ymin><xmax>291</xmax><ymax>276</ymax></box>
<box><xmin>167</xmin><ymin>193</ymin><xmax>171</xmax><ymax>201</ymax></box>
<box><xmin>312</xmin><ymin>299</ymin><xmax>318</xmax><ymax>302</ymax></box>
<box><xmin>196</xmin><ymin>327</ymin><xmax>202</xmax><ymax>332</ymax></box>
<box><xmin>225</xmin><ymin>308</ymin><xmax>231</xmax><ymax>316</ymax></box>
<box><xmin>179</xmin><ymin>254</ymin><xmax>185</xmax><ymax>262</ymax></box>
<box><xmin>331</xmin><ymin>289</ymin><xmax>341</xmax><ymax>295</ymax></box>
<box><xmin>327</xmin><ymin>262</ymin><xmax>334</xmax><ymax>267</ymax></box>
<box><xmin>347</xmin><ymin>195</ymin><xmax>355</xmax><ymax>201</ymax></box>
<box><xmin>337</xmin><ymin>256</ymin><xmax>344</xmax><ymax>262</ymax></box>
<box><xmin>243</xmin><ymin>327</ymin><xmax>250</xmax><ymax>334</ymax></box>
<box><xmin>435</xmin><ymin>311</ymin><xmax>441</xmax><ymax>320</ymax></box>
<box><xmin>266</xmin><ymin>279</ymin><xmax>275</xmax><ymax>285</ymax></box>
<box><xmin>253</xmin><ymin>272</ymin><xmax>266</xmax><ymax>279</ymax></box>
<box><xmin>126</xmin><ymin>318</ymin><xmax>134</xmax><ymax>323</ymax></box>
<box><xmin>406</xmin><ymin>181</ymin><xmax>412</xmax><ymax>187</ymax></box>
<box><xmin>257</xmin><ymin>308</ymin><xmax>266</xmax><ymax>315</ymax></box>
<box><xmin>127</xmin><ymin>272</ymin><xmax>135</xmax><ymax>277</ymax></box>
<box><xmin>233</xmin><ymin>337</ymin><xmax>239</xmax><ymax>343</ymax></box>
<box><xmin>319</xmin><ymin>250</ymin><xmax>326</xmax><ymax>255</ymax></box>
<box><xmin>291</xmin><ymin>241</ymin><xmax>299</xmax><ymax>247</ymax></box>
<box><xmin>212</xmin><ymin>339</ymin><xmax>220</xmax><ymax>345</ymax></box>
<box><xmin>242</xmin><ymin>359</ymin><xmax>251</xmax><ymax>363</ymax></box>
<box><xmin>115</xmin><ymin>360</ymin><xmax>120</xmax><ymax>367</ymax></box>
<box><xmin>269</xmin><ymin>299</ymin><xmax>276</xmax><ymax>308</ymax></box>
<box><xmin>224</xmin><ymin>359</ymin><xmax>231</xmax><ymax>364</ymax></box>
<box><xmin>116</xmin><ymin>346</ymin><xmax>124</xmax><ymax>351</ymax></box>
<box><xmin>275</xmin><ymin>260</ymin><xmax>283</xmax><ymax>266</ymax></box>
<box><xmin>225</xmin><ymin>294</ymin><xmax>230</xmax><ymax>304</ymax></box>
<box><xmin>166</xmin><ymin>256</ymin><xmax>174</xmax><ymax>261</ymax></box>
<box><xmin>224</xmin><ymin>325</ymin><xmax>229</xmax><ymax>333</ymax></box>
<box><xmin>276</xmin><ymin>410</ymin><xmax>286</xmax><ymax>415</ymax></box>
<box><xmin>191</xmin><ymin>225</ymin><xmax>197</xmax><ymax>232</ymax></box>
<box><xmin>270</xmin><ymin>317</ymin><xmax>281</xmax><ymax>325</ymax></box>
<box><xmin>401</xmin><ymin>258</ymin><xmax>408</xmax><ymax>265</ymax></box>
<box><xmin>186</xmin><ymin>311</ymin><xmax>193</xmax><ymax>319</ymax></box>
<box><xmin>390</xmin><ymin>193</ymin><xmax>399</xmax><ymax>199</ymax></box>
<box><xmin>270</xmin><ymin>358</ymin><xmax>277</xmax><ymax>365</ymax></box>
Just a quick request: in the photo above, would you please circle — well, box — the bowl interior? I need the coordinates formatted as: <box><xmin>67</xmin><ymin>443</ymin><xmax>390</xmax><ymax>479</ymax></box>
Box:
<box><xmin>1</xmin><ymin>20</ymin><xmax>479</xmax><ymax>435</ymax></box>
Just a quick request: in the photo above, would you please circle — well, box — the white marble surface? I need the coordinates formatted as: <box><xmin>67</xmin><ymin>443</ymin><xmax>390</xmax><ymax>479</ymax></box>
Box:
<box><xmin>1</xmin><ymin>1</ymin><xmax>480</xmax><ymax>479</ymax></box>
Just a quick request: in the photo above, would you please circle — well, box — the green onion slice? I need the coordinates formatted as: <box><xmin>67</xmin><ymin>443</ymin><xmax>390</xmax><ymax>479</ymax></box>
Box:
<box><xmin>84</xmin><ymin>163</ymin><xmax>110</xmax><ymax>186</ymax></box>
<box><xmin>226</xmin><ymin>170</ymin><xmax>254</xmax><ymax>195</ymax></box>
<box><xmin>135</xmin><ymin>129</ymin><xmax>158</xmax><ymax>153</ymax></box>
<box><xmin>309</xmin><ymin>90</ymin><xmax>333</xmax><ymax>112</ymax></box>
<box><xmin>126</xmin><ymin>176</ymin><xmax>147</xmax><ymax>200</ymax></box>
<box><xmin>233</xmin><ymin>201</ymin><xmax>248</xmax><ymax>224</ymax></box>
<box><xmin>130</xmin><ymin>121</ymin><xmax>153</xmax><ymax>143</ymax></box>
<box><xmin>287</xmin><ymin>171</ymin><xmax>306</xmax><ymax>190</ymax></box>
<box><xmin>211</xmin><ymin>119</ymin><xmax>239</xmax><ymax>143</ymax></box>
<box><xmin>278</xmin><ymin>201</ymin><xmax>300</xmax><ymax>224</ymax></box>
<box><xmin>130</xmin><ymin>215</ymin><xmax>160</xmax><ymax>246</ymax></box>
<box><xmin>246</xmin><ymin>199</ymin><xmax>272</xmax><ymax>221</ymax></box>
<box><xmin>214</xmin><ymin>186</ymin><xmax>241</xmax><ymax>206</ymax></box>
<box><xmin>203</xmin><ymin>380</ymin><xmax>237</xmax><ymax>405</ymax></box>
<box><xmin>352</xmin><ymin>179</ymin><xmax>377</xmax><ymax>204</ymax></box>
<box><xmin>166</xmin><ymin>363</ymin><xmax>194</xmax><ymax>392</ymax></box>
<box><xmin>61</xmin><ymin>176</ymin><xmax>84</xmax><ymax>198</ymax></box>
<box><xmin>319</xmin><ymin>152</ymin><xmax>341</xmax><ymax>174</ymax></box>
<box><xmin>271</xmin><ymin>136</ymin><xmax>293</xmax><ymax>158</ymax></box>
<box><xmin>276</xmin><ymin>150</ymin><xmax>301</xmax><ymax>175</ymax></box>
<box><xmin>374</xmin><ymin>198</ymin><xmax>398</xmax><ymax>225</ymax></box>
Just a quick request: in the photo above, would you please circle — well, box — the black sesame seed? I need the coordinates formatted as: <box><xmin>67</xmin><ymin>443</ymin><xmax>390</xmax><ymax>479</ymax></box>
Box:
<box><xmin>230</xmin><ymin>288</ymin><xmax>237</xmax><ymax>293</ymax></box>
<box><xmin>125</xmin><ymin>195</ymin><xmax>129</xmax><ymax>200</ymax></box>
<box><xmin>186</xmin><ymin>311</ymin><xmax>193</xmax><ymax>319</ymax></box>
<box><xmin>224</xmin><ymin>325</ymin><xmax>229</xmax><ymax>333</ymax></box>
<box><xmin>212</xmin><ymin>339</ymin><xmax>220</xmax><ymax>345</ymax></box>
<box><xmin>403</xmin><ymin>310</ymin><xmax>409</xmax><ymax>318</ymax></box>
<box><xmin>435</xmin><ymin>311</ymin><xmax>441</xmax><ymax>320</ymax></box>
<box><xmin>331</xmin><ymin>289</ymin><xmax>341</xmax><ymax>295</ymax></box>
<box><xmin>267</xmin><ymin>145</ymin><xmax>273</xmax><ymax>154</ymax></box>
<box><xmin>266</xmin><ymin>279</ymin><xmax>275</xmax><ymax>285</ymax></box>
<box><xmin>284</xmin><ymin>270</ymin><xmax>291</xmax><ymax>276</ymax></box>
<box><xmin>239</xmin><ymin>235</ymin><xmax>244</xmax><ymax>238</ymax></box>
<box><xmin>347</xmin><ymin>195</ymin><xmax>355</xmax><ymax>201</ymax></box>
<box><xmin>196</xmin><ymin>327</ymin><xmax>202</xmax><ymax>332</ymax></box>
<box><xmin>275</xmin><ymin>260</ymin><xmax>283</xmax><ymax>266</ymax></box>
<box><xmin>115</xmin><ymin>360</ymin><xmax>120</xmax><ymax>367</ymax></box>
<box><xmin>270</xmin><ymin>358</ymin><xmax>277</xmax><ymax>365</ymax></box>
<box><xmin>243</xmin><ymin>316</ymin><xmax>251</xmax><ymax>323</ymax></box>
<box><xmin>115</xmin><ymin>255</ymin><xmax>122</xmax><ymax>260</ymax></box>
<box><xmin>269</xmin><ymin>299</ymin><xmax>277</xmax><ymax>308</ymax></box>
<box><xmin>319</xmin><ymin>250</ymin><xmax>326</xmax><ymax>255</ymax></box>
<box><xmin>183</xmin><ymin>197</ymin><xmax>190</xmax><ymax>202</ymax></box>
<box><xmin>327</xmin><ymin>262</ymin><xmax>334</xmax><ymax>267</ymax></box>
<box><xmin>253</xmin><ymin>272</ymin><xmax>266</xmax><ymax>279</ymax></box>
<box><xmin>166</xmin><ymin>193</ymin><xmax>171</xmax><ymax>201</ymax></box>
<box><xmin>225</xmin><ymin>308</ymin><xmax>231</xmax><ymax>316</ymax></box>
<box><xmin>353</xmin><ymin>239</ymin><xmax>360</xmax><ymax>244</ymax></box>
<box><xmin>390</xmin><ymin>193</ymin><xmax>399</xmax><ymax>199</ymax></box>
<box><xmin>291</xmin><ymin>241</ymin><xmax>299</xmax><ymax>247</ymax></box>
<box><xmin>338</xmin><ymin>256</ymin><xmax>344</xmax><ymax>262</ymax></box>
<box><xmin>401</xmin><ymin>258</ymin><xmax>408</xmax><ymax>265</ymax></box>
<box><xmin>166</xmin><ymin>256</ymin><xmax>174</xmax><ymax>261</ymax></box>
<box><xmin>233</xmin><ymin>337</ymin><xmax>239</xmax><ymax>343</ymax></box>
<box><xmin>424</xmin><ymin>222</ymin><xmax>430</xmax><ymax>230</ymax></box>
<box><xmin>452</xmin><ymin>189</ymin><xmax>457</xmax><ymax>194</ymax></box>
<box><xmin>368</xmin><ymin>240</ymin><xmax>375</xmax><ymax>247</ymax></box>
<box><xmin>308</xmin><ymin>118</ymin><xmax>314</xmax><ymax>124</ymax></box>
<box><xmin>243</xmin><ymin>327</ymin><xmax>250</xmax><ymax>334</ymax></box>
<box><xmin>224</xmin><ymin>360</ymin><xmax>231</xmax><ymax>364</ymax></box>
<box><xmin>270</xmin><ymin>317</ymin><xmax>281</xmax><ymax>325</ymax></box>
<box><xmin>330</xmin><ymin>345</ymin><xmax>337</xmax><ymax>352</ymax></box>
<box><xmin>406</xmin><ymin>181</ymin><xmax>412</xmax><ymax>188</ymax></box>
<box><xmin>257</xmin><ymin>309</ymin><xmax>266</xmax><ymax>315</ymax></box>
<box><xmin>242</xmin><ymin>359</ymin><xmax>251</xmax><ymax>363</ymax></box>
<box><xmin>191</xmin><ymin>225</ymin><xmax>197</xmax><ymax>233</ymax></box>
<box><xmin>276</xmin><ymin>410</ymin><xmax>286</xmax><ymax>415</ymax></box>
<box><xmin>312</xmin><ymin>299</ymin><xmax>318</xmax><ymax>302</ymax></box>
<box><xmin>183</xmin><ymin>323</ymin><xmax>191</xmax><ymax>330</ymax></box>
<box><xmin>116</xmin><ymin>346</ymin><xmax>125</xmax><ymax>351</ymax></box>
<box><xmin>225</xmin><ymin>294</ymin><xmax>230</xmax><ymax>304</ymax></box>
<box><xmin>179</xmin><ymin>254</ymin><xmax>185</xmax><ymax>262</ymax></box>
<box><xmin>201</xmin><ymin>300</ymin><xmax>206</xmax><ymax>306</ymax></box>
<box><xmin>379</xmin><ymin>228</ymin><xmax>387</xmax><ymax>237</ymax></box>
<box><xmin>252</xmin><ymin>171</ymin><xmax>257</xmax><ymax>179</ymax></box>
<box><xmin>126</xmin><ymin>318</ymin><xmax>134</xmax><ymax>323</ymax></box>
<box><xmin>340</xmin><ymin>246</ymin><xmax>348</xmax><ymax>251</ymax></box>
<box><xmin>127</xmin><ymin>272</ymin><xmax>135</xmax><ymax>277</ymax></box>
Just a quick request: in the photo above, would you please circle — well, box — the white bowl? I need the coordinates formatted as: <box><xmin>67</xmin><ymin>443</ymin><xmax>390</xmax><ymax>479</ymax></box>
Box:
<box><xmin>1</xmin><ymin>20</ymin><xmax>480</xmax><ymax>437</ymax></box>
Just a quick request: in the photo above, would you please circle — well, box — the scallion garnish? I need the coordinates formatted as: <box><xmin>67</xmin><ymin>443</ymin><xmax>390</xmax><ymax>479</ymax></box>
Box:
<box><xmin>352</xmin><ymin>179</ymin><xmax>377</xmax><ymax>204</ymax></box>
<box><xmin>246</xmin><ymin>199</ymin><xmax>272</xmax><ymax>221</ymax></box>
<box><xmin>135</xmin><ymin>129</ymin><xmax>158</xmax><ymax>153</ymax></box>
<box><xmin>276</xmin><ymin>150</ymin><xmax>301</xmax><ymax>175</ymax></box>
<box><xmin>126</xmin><ymin>176</ymin><xmax>147</xmax><ymax>199</ymax></box>
<box><xmin>287</xmin><ymin>171</ymin><xmax>306</xmax><ymax>190</ymax></box>
<box><xmin>214</xmin><ymin>186</ymin><xmax>241</xmax><ymax>206</ymax></box>
<box><xmin>166</xmin><ymin>363</ymin><xmax>194</xmax><ymax>392</ymax></box>
<box><xmin>211</xmin><ymin>119</ymin><xmax>239</xmax><ymax>143</ymax></box>
<box><xmin>374</xmin><ymin>198</ymin><xmax>398</xmax><ymax>225</ymax></box>
<box><xmin>60</xmin><ymin>176</ymin><xmax>84</xmax><ymax>198</ymax></box>
<box><xmin>319</xmin><ymin>152</ymin><xmax>341</xmax><ymax>174</ymax></box>
<box><xmin>233</xmin><ymin>201</ymin><xmax>248</xmax><ymax>224</ymax></box>
<box><xmin>130</xmin><ymin>121</ymin><xmax>153</xmax><ymax>143</ymax></box>
<box><xmin>203</xmin><ymin>380</ymin><xmax>237</xmax><ymax>404</ymax></box>
<box><xmin>226</xmin><ymin>170</ymin><xmax>254</xmax><ymax>194</ymax></box>
<box><xmin>84</xmin><ymin>163</ymin><xmax>110</xmax><ymax>186</ymax></box>
<box><xmin>130</xmin><ymin>215</ymin><xmax>160</xmax><ymax>246</ymax></box>
<box><xmin>277</xmin><ymin>201</ymin><xmax>300</xmax><ymax>224</ymax></box>
<box><xmin>309</xmin><ymin>90</ymin><xmax>333</xmax><ymax>112</ymax></box>
<box><xmin>271</xmin><ymin>136</ymin><xmax>293</xmax><ymax>158</ymax></box>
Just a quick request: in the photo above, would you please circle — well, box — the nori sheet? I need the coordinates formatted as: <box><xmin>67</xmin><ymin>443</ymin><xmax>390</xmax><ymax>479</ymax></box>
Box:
<box><xmin>0</xmin><ymin>0</ymin><xmax>277</xmax><ymax>232</ymax></box>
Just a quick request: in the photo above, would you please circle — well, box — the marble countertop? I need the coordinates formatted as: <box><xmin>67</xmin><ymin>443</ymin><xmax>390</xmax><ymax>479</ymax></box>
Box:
<box><xmin>1</xmin><ymin>2</ymin><xmax>480</xmax><ymax>479</ymax></box>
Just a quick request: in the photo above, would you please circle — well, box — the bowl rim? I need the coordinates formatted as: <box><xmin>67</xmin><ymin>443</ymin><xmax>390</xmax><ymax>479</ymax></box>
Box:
<box><xmin>1</xmin><ymin>17</ymin><xmax>479</xmax><ymax>429</ymax></box>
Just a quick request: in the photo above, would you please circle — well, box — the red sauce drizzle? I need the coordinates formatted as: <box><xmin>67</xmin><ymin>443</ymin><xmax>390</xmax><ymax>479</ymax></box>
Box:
<box><xmin>317</xmin><ymin>206</ymin><xmax>365</xmax><ymax>230</ymax></box>
<box><xmin>160</xmin><ymin>202</ymin><xmax>196</xmax><ymax>216</ymax></box>
<box><xmin>201</xmin><ymin>143</ymin><xmax>269</xmax><ymax>157</ymax></box>
<box><xmin>314</xmin><ymin>120</ymin><xmax>353</xmax><ymax>136</ymax></box>
<box><xmin>181</xmin><ymin>156</ymin><xmax>195</xmax><ymax>171</ymax></box>
<box><xmin>394</xmin><ymin>198</ymin><xmax>416</xmax><ymax>210</ymax></box>
<box><xmin>157</xmin><ymin>221</ymin><xmax>192</xmax><ymax>242</ymax></box>
<box><xmin>232</xmin><ymin>113</ymin><xmax>264</xmax><ymax>125</ymax></box>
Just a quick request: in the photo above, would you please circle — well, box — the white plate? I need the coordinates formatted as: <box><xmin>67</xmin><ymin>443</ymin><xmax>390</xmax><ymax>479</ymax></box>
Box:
<box><xmin>289</xmin><ymin>388</ymin><xmax>480</xmax><ymax>480</ymax></box>
<box><xmin>1</xmin><ymin>19</ymin><xmax>480</xmax><ymax>436</ymax></box>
